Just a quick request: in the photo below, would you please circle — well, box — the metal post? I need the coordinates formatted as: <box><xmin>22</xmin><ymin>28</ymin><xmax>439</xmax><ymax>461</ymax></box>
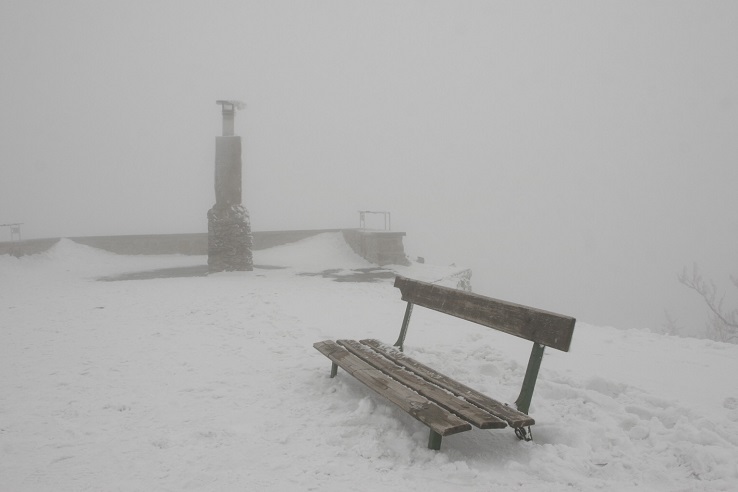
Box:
<box><xmin>515</xmin><ymin>342</ymin><xmax>545</xmax><ymax>414</ymax></box>
<box><xmin>10</xmin><ymin>224</ymin><xmax>21</xmax><ymax>242</ymax></box>
<box><xmin>357</xmin><ymin>211</ymin><xmax>392</xmax><ymax>230</ymax></box>
<box><xmin>1</xmin><ymin>223</ymin><xmax>23</xmax><ymax>257</ymax></box>
<box><xmin>393</xmin><ymin>302</ymin><xmax>414</xmax><ymax>352</ymax></box>
<box><xmin>428</xmin><ymin>430</ymin><xmax>442</xmax><ymax>450</ymax></box>
<box><xmin>217</xmin><ymin>100</ymin><xmax>236</xmax><ymax>136</ymax></box>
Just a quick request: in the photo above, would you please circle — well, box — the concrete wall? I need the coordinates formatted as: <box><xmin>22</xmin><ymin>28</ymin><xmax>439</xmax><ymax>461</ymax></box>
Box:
<box><xmin>342</xmin><ymin>230</ymin><xmax>410</xmax><ymax>266</ymax></box>
<box><xmin>7</xmin><ymin>230</ymin><xmax>344</xmax><ymax>256</ymax></box>
<box><xmin>252</xmin><ymin>229</ymin><xmax>344</xmax><ymax>250</ymax></box>
<box><xmin>0</xmin><ymin>229</ymin><xmax>409</xmax><ymax>267</ymax></box>
<box><xmin>0</xmin><ymin>238</ymin><xmax>61</xmax><ymax>256</ymax></box>
<box><xmin>71</xmin><ymin>234</ymin><xmax>208</xmax><ymax>255</ymax></box>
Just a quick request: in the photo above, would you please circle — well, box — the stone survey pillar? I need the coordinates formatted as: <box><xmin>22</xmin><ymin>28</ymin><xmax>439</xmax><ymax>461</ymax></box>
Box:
<box><xmin>207</xmin><ymin>100</ymin><xmax>253</xmax><ymax>272</ymax></box>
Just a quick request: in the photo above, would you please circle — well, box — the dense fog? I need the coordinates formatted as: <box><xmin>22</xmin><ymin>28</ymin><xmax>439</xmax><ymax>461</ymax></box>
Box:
<box><xmin>1</xmin><ymin>1</ymin><xmax>737</xmax><ymax>332</ymax></box>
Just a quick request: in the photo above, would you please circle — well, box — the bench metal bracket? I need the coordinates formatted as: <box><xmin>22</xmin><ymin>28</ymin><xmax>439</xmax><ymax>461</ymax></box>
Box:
<box><xmin>515</xmin><ymin>342</ymin><xmax>545</xmax><ymax>415</ymax></box>
<box><xmin>514</xmin><ymin>426</ymin><xmax>533</xmax><ymax>442</ymax></box>
<box><xmin>428</xmin><ymin>429</ymin><xmax>442</xmax><ymax>450</ymax></box>
<box><xmin>393</xmin><ymin>302</ymin><xmax>414</xmax><ymax>352</ymax></box>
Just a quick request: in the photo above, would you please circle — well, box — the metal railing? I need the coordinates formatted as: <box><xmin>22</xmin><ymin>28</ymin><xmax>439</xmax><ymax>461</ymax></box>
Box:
<box><xmin>358</xmin><ymin>211</ymin><xmax>391</xmax><ymax>231</ymax></box>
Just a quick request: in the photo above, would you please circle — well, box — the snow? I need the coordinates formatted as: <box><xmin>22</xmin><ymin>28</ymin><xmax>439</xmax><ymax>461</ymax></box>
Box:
<box><xmin>2</xmin><ymin>233</ymin><xmax>737</xmax><ymax>491</ymax></box>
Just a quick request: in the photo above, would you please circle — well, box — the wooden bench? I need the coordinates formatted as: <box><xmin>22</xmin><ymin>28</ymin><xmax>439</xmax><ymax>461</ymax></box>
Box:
<box><xmin>314</xmin><ymin>275</ymin><xmax>576</xmax><ymax>450</ymax></box>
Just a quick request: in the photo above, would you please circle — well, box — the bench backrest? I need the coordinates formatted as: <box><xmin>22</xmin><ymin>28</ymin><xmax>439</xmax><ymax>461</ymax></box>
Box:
<box><xmin>394</xmin><ymin>276</ymin><xmax>575</xmax><ymax>352</ymax></box>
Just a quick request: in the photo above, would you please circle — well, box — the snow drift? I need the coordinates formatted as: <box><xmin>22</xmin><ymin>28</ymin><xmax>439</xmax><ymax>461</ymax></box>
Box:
<box><xmin>1</xmin><ymin>234</ymin><xmax>737</xmax><ymax>491</ymax></box>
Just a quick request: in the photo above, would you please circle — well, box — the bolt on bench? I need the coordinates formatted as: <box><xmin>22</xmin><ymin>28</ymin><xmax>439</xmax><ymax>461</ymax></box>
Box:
<box><xmin>314</xmin><ymin>275</ymin><xmax>576</xmax><ymax>450</ymax></box>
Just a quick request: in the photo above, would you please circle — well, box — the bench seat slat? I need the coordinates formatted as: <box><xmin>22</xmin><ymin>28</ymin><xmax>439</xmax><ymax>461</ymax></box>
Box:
<box><xmin>313</xmin><ymin>340</ymin><xmax>471</xmax><ymax>437</ymax></box>
<box><xmin>337</xmin><ymin>340</ymin><xmax>507</xmax><ymax>430</ymax></box>
<box><xmin>361</xmin><ymin>339</ymin><xmax>535</xmax><ymax>428</ymax></box>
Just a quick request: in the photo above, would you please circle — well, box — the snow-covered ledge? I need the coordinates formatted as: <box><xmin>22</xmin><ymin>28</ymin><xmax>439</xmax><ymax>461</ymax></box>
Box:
<box><xmin>342</xmin><ymin>229</ymin><xmax>410</xmax><ymax>266</ymax></box>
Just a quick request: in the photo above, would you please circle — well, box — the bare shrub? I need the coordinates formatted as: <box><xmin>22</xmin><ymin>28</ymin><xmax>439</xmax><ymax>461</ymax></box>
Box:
<box><xmin>678</xmin><ymin>264</ymin><xmax>738</xmax><ymax>343</ymax></box>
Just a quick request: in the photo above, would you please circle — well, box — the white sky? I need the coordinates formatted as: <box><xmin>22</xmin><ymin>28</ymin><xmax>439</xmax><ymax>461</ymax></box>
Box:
<box><xmin>1</xmin><ymin>1</ymin><xmax>737</xmax><ymax>331</ymax></box>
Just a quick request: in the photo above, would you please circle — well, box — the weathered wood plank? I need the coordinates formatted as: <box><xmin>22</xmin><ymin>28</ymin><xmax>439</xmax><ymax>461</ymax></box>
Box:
<box><xmin>313</xmin><ymin>340</ymin><xmax>471</xmax><ymax>436</ymax></box>
<box><xmin>314</xmin><ymin>340</ymin><xmax>344</xmax><ymax>358</ymax></box>
<box><xmin>337</xmin><ymin>340</ymin><xmax>507</xmax><ymax>430</ymax></box>
<box><xmin>361</xmin><ymin>339</ymin><xmax>535</xmax><ymax>428</ymax></box>
<box><xmin>394</xmin><ymin>276</ymin><xmax>576</xmax><ymax>352</ymax></box>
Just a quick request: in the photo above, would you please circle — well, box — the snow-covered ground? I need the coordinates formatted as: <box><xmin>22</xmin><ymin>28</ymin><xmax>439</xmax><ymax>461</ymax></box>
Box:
<box><xmin>1</xmin><ymin>233</ymin><xmax>737</xmax><ymax>491</ymax></box>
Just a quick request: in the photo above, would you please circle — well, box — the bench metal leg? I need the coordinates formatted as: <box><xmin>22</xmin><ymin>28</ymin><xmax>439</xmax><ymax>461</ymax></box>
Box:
<box><xmin>515</xmin><ymin>342</ymin><xmax>545</xmax><ymax>415</ymax></box>
<box><xmin>393</xmin><ymin>302</ymin><xmax>414</xmax><ymax>352</ymax></box>
<box><xmin>428</xmin><ymin>430</ymin><xmax>442</xmax><ymax>450</ymax></box>
<box><xmin>330</xmin><ymin>362</ymin><xmax>338</xmax><ymax>378</ymax></box>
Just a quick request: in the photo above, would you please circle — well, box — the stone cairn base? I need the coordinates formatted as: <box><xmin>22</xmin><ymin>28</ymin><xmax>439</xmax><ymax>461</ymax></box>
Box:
<box><xmin>207</xmin><ymin>204</ymin><xmax>253</xmax><ymax>272</ymax></box>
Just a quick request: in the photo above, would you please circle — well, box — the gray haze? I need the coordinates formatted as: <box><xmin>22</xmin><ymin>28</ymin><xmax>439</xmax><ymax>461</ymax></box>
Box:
<box><xmin>2</xmin><ymin>1</ymin><xmax>737</xmax><ymax>332</ymax></box>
